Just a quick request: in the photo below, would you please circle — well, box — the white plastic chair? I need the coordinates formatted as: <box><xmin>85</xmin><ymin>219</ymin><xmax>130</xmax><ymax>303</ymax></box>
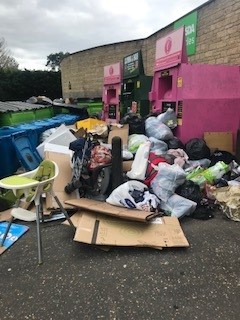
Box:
<box><xmin>0</xmin><ymin>160</ymin><xmax>75</xmax><ymax>264</ymax></box>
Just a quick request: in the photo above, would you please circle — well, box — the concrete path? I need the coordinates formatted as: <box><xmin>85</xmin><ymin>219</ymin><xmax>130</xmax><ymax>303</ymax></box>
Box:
<box><xmin>0</xmin><ymin>211</ymin><xmax>239</xmax><ymax>320</ymax></box>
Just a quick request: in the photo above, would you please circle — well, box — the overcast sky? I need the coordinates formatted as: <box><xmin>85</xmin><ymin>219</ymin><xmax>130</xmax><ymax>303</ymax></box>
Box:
<box><xmin>1</xmin><ymin>0</ymin><xmax>209</xmax><ymax>70</ymax></box>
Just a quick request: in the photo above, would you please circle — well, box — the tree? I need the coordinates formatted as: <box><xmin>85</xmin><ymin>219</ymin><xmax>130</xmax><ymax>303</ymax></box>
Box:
<box><xmin>0</xmin><ymin>37</ymin><xmax>19</xmax><ymax>70</ymax></box>
<box><xmin>46</xmin><ymin>51</ymin><xmax>70</xmax><ymax>71</ymax></box>
<box><xmin>0</xmin><ymin>69</ymin><xmax>62</xmax><ymax>101</ymax></box>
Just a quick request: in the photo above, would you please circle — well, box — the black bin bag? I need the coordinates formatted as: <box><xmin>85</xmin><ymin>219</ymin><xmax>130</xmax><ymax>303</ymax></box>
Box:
<box><xmin>120</xmin><ymin>112</ymin><xmax>145</xmax><ymax>135</ymax></box>
<box><xmin>175</xmin><ymin>180</ymin><xmax>202</xmax><ymax>205</ymax></box>
<box><xmin>185</xmin><ymin>138</ymin><xmax>210</xmax><ymax>160</ymax></box>
<box><xmin>167</xmin><ymin>137</ymin><xmax>184</xmax><ymax>150</ymax></box>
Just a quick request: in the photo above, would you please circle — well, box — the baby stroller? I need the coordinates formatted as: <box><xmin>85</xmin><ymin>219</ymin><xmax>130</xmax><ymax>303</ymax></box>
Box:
<box><xmin>64</xmin><ymin>134</ymin><xmax>112</xmax><ymax>200</ymax></box>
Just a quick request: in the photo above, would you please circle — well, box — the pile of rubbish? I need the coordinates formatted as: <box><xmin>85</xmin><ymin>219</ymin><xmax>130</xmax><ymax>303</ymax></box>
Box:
<box><xmin>63</xmin><ymin>109</ymin><xmax>240</xmax><ymax>222</ymax></box>
<box><xmin>1</xmin><ymin>107</ymin><xmax>239</xmax><ymax>255</ymax></box>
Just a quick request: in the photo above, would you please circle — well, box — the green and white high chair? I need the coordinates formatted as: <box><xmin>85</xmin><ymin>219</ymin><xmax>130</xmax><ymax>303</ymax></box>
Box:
<box><xmin>0</xmin><ymin>160</ymin><xmax>75</xmax><ymax>264</ymax></box>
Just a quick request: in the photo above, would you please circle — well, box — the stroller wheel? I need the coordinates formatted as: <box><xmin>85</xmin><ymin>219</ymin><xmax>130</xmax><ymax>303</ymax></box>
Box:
<box><xmin>95</xmin><ymin>166</ymin><xmax>111</xmax><ymax>195</ymax></box>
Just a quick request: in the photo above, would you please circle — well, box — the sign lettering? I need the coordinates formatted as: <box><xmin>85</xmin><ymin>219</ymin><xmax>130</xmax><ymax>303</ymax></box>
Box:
<box><xmin>174</xmin><ymin>11</ymin><xmax>198</xmax><ymax>56</ymax></box>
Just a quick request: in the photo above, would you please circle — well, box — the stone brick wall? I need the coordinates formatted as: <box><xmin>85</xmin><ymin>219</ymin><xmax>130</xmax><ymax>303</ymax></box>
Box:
<box><xmin>61</xmin><ymin>0</ymin><xmax>240</xmax><ymax>99</ymax></box>
<box><xmin>61</xmin><ymin>40</ymin><xmax>144</xmax><ymax>99</ymax></box>
<box><xmin>192</xmin><ymin>0</ymin><xmax>240</xmax><ymax>65</ymax></box>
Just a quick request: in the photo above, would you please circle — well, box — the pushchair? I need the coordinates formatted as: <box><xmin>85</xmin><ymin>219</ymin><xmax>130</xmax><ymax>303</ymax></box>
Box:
<box><xmin>64</xmin><ymin>134</ymin><xmax>112</xmax><ymax>200</ymax></box>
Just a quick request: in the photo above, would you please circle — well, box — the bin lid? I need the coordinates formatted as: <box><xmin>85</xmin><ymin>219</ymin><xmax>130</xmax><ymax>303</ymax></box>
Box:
<box><xmin>0</xmin><ymin>101</ymin><xmax>50</xmax><ymax>113</ymax></box>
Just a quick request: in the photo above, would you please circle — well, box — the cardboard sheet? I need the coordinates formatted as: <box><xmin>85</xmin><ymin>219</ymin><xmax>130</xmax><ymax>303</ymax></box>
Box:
<box><xmin>62</xmin><ymin>211</ymin><xmax>83</xmax><ymax>227</ymax></box>
<box><xmin>65</xmin><ymin>198</ymin><xmax>151</xmax><ymax>222</ymax></box>
<box><xmin>63</xmin><ymin>211</ymin><xmax>162</xmax><ymax>251</ymax></box>
<box><xmin>74</xmin><ymin>212</ymin><xmax>189</xmax><ymax>248</ymax></box>
<box><xmin>0</xmin><ymin>209</ymin><xmax>12</xmax><ymax>222</ymax></box>
<box><xmin>122</xmin><ymin>160</ymin><xmax>133</xmax><ymax>172</ymax></box>
<box><xmin>45</xmin><ymin>151</ymin><xmax>79</xmax><ymax>209</ymax></box>
<box><xmin>204</xmin><ymin>131</ymin><xmax>233</xmax><ymax>153</ymax></box>
<box><xmin>108</xmin><ymin>124</ymin><xmax>129</xmax><ymax>148</ymax></box>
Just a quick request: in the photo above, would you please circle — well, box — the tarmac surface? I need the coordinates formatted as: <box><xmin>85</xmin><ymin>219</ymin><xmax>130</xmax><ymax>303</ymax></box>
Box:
<box><xmin>0</xmin><ymin>210</ymin><xmax>239</xmax><ymax>320</ymax></box>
